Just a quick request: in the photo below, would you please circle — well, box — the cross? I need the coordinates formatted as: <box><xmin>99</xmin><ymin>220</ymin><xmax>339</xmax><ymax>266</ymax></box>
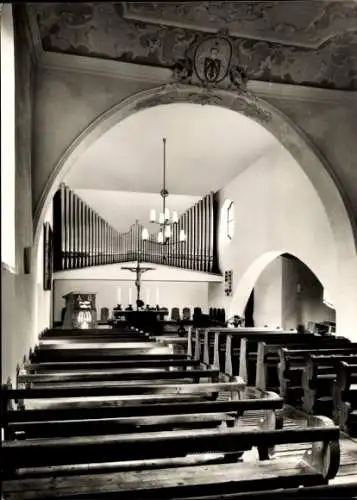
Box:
<box><xmin>121</xmin><ymin>252</ymin><xmax>155</xmax><ymax>309</ymax></box>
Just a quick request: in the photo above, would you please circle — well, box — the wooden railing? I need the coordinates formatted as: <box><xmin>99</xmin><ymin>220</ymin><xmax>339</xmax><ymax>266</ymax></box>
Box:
<box><xmin>53</xmin><ymin>184</ymin><xmax>220</xmax><ymax>274</ymax></box>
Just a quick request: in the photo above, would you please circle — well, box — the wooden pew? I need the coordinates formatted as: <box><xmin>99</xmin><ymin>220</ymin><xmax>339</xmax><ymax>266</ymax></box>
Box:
<box><xmin>333</xmin><ymin>360</ymin><xmax>357</xmax><ymax>435</ymax></box>
<box><xmin>17</xmin><ymin>367</ymin><xmax>221</xmax><ymax>388</ymax></box>
<box><xmin>40</xmin><ymin>327</ymin><xmax>146</xmax><ymax>338</ymax></box>
<box><xmin>244</xmin><ymin>337</ymin><xmax>352</xmax><ymax>388</ymax></box>
<box><xmin>2</xmin><ymin>394</ymin><xmax>283</xmax><ymax>441</ymax></box>
<box><xmin>279</xmin><ymin>346</ymin><xmax>357</xmax><ymax>408</ymax></box>
<box><xmin>30</xmin><ymin>342</ymin><xmax>176</xmax><ymax>363</ymax></box>
<box><xmin>39</xmin><ymin>331</ymin><xmax>153</xmax><ymax>343</ymax></box>
<box><xmin>23</xmin><ymin>358</ymin><xmax>202</xmax><ymax>374</ymax></box>
<box><xmin>302</xmin><ymin>353</ymin><xmax>357</xmax><ymax>416</ymax></box>
<box><xmin>25</xmin><ymin>329</ymin><xmax>195</xmax><ymax>373</ymax></box>
<box><xmin>1</xmin><ymin>414</ymin><xmax>340</xmax><ymax>499</ymax></box>
<box><xmin>38</xmin><ymin>336</ymin><xmax>153</xmax><ymax>344</ymax></box>
<box><xmin>192</xmin><ymin>328</ymin><xmax>305</xmax><ymax>376</ymax></box>
<box><xmin>192</xmin><ymin>327</ymin><xmax>351</xmax><ymax>384</ymax></box>
<box><xmin>255</xmin><ymin>342</ymin><xmax>357</xmax><ymax>393</ymax></box>
<box><xmin>5</xmin><ymin>380</ymin><xmax>245</xmax><ymax>403</ymax></box>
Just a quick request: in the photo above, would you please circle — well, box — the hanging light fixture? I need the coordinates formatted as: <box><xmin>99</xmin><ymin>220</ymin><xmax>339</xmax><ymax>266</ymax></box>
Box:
<box><xmin>142</xmin><ymin>138</ymin><xmax>187</xmax><ymax>244</ymax></box>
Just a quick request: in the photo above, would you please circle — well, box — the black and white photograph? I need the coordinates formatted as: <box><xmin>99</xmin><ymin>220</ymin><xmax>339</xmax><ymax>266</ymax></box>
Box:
<box><xmin>1</xmin><ymin>1</ymin><xmax>357</xmax><ymax>498</ymax></box>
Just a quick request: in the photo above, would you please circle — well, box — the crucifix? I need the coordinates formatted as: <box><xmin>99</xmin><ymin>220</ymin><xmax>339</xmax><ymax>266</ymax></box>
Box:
<box><xmin>121</xmin><ymin>252</ymin><xmax>155</xmax><ymax>309</ymax></box>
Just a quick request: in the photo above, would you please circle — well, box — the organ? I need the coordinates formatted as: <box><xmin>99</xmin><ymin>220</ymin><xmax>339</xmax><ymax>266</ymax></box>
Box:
<box><xmin>53</xmin><ymin>184</ymin><xmax>220</xmax><ymax>274</ymax></box>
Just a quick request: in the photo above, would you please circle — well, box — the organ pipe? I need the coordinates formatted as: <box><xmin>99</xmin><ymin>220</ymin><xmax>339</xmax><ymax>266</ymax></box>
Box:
<box><xmin>52</xmin><ymin>184</ymin><xmax>219</xmax><ymax>274</ymax></box>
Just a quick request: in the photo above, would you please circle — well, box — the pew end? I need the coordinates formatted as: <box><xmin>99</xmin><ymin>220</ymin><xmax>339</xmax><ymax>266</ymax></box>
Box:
<box><xmin>301</xmin><ymin>414</ymin><xmax>340</xmax><ymax>481</ymax></box>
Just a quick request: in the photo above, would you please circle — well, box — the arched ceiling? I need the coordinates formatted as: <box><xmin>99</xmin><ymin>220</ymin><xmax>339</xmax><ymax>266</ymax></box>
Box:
<box><xmin>65</xmin><ymin>103</ymin><xmax>278</xmax><ymax>196</ymax></box>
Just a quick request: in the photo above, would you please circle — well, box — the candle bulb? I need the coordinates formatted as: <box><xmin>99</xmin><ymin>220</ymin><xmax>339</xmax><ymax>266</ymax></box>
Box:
<box><xmin>149</xmin><ymin>209</ymin><xmax>156</xmax><ymax>223</ymax></box>
<box><xmin>164</xmin><ymin>208</ymin><xmax>170</xmax><ymax>221</ymax></box>
<box><xmin>164</xmin><ymin>225</ymin><xmax>171</xmax><ymax>238</ymax></box>
<box><xmin>159</xmin><ymin>212</ymin><xmax>165</xmax><ymax>224</ymax></box>
<box><xmin>172</xmin><ymin>211</ymin><xmax>178</xmax><ymax>223</ymax></box>
<box><xmin>157</xmin><ymin>232</ymin><xmax>164</xmax><ymax>243</ymax></box>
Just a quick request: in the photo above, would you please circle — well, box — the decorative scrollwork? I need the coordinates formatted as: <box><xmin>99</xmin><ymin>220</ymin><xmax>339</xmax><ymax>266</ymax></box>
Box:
<box><xmin>172</xmin><ymin>30</ymin><xmax>249</xmax><ymax>92</ymax></box>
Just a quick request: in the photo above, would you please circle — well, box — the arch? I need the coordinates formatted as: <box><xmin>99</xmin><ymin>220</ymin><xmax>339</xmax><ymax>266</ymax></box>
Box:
<box><xmin>31</xmin><ymin>83</ymin><xmax>357</xmax><ymax>338</ymax></box>
<box><xmin>230</xmin><ymin>250</ymin><xmax>336</xmax><ymax>321</ymax></box>
<box><xmin>230</xmin><ymin>251</ymin><xmax>285</xmax><ymax>317</ymax></box>
<box><xmin>33</xmin><ymin>84</ymin><xmax>356</xmax><ymax>264</ymax></box>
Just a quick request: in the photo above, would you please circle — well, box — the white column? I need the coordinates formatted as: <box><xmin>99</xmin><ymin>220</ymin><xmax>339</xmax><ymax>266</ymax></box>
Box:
<box><xmin>146</xmin><ymin>288</ymin><xmax>150</xmax><ymax>305</ymax></box>
<box><xmin>156</xmin><ymin>287</ymin><xmax>160</xmax><ymax>306</ymax></box>
<box><xmin>117</xmin><ymin>287</ymin><xmax>121</xmax><ymax>304</ymax></box>
<box><xmin>128</xmin><ymin>287</ymin><xmax>132</xmax><ymax>305</ymax></box>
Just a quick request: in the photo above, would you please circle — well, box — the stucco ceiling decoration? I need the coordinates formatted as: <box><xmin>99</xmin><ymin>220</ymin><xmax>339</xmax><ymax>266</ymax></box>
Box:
<box><xmin>122</xmin><ymin>1</ymin><xmax>357</xmax><ymax>49</ymax></box>
<box><xmin>29</xmin><ymin>2</ymin><xmax>357</xmax><ymax>90</ymax></box>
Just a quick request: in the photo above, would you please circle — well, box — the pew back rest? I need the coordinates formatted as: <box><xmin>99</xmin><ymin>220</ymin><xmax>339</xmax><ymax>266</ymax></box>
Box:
<box><xmin>1</xmin><ymin>415</ymin><xmax>340</xmax><ymax>482</ymax></box>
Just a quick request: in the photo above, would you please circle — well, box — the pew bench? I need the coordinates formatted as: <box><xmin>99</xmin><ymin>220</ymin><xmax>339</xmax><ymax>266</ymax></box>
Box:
<box><xmin>302</xmin><ymin>354</ymin><xmax>357</xmax><ymax>416</ymax></box>
<box><xmin>23</xmin><ymin>358</ymin><xmax>198</xmax><ymax>374</ymax></box>
<box><xmin>29</xmin><ymin>343</ymin><xmax>177</xmax><ymax>363</ymax></box>
<box><xmin>3</xmin><ymin>392</ymin><xmax>283</xmax><ymax>441</ymax></box>
<box><xmin>333</xmin><ymin>361</ymin><xmax>357</xmax><ymax>435</ymax></box>
<box><xmin>191</xmin><ymin>328</ymin><xmax>351</xmax><ymax>382</ymax></box>
<box><xmin>279</xmin><ymin>347</ymin><xmax>357</xmax><ymax>408</ymax></box>
<box><xmin>1</xmin><ymin>414</ymin><xmax>340</xmax><ymax>500</ymax></box>
<box><xmin>17</xmin><ymin>368</ymin><xmax>221</xmax><ymax>389</ymax></box>
<box><xmin>38</xmin><ymin>335</ymin><xmax>153</xmax><ymax>345</ymax></box>
<box><xmin>40</xmin><ymin>327</ymin><xmax>146</xmax><ymax>337</ymax></box>
<box><xmin>1</xmin><ymin>377</ymin><xmax>246</xmax><ymax>413</ymax></box>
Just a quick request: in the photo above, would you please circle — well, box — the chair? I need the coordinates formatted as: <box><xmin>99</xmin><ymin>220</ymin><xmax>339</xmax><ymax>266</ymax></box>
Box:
<box><xmin>171</xmin><ymin>307</ymin><xmax>180</xmax><ymax>321</ymax></box>
<box><xmin>182</xmin><ymin>307</ymin><xmax>191</xmax><ymax>321</ymax></box>
<box><xmin>100</xmin><ymin>307</ymin><xmax>109</xmax><ymax>322</ymax></box>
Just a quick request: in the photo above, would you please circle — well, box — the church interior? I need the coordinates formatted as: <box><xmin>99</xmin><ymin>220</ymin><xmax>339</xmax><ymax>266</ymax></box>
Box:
<box><xmin>1</xmin><ymin>1</ymin><xmax>357</xmax><ymax>498</ymax></box>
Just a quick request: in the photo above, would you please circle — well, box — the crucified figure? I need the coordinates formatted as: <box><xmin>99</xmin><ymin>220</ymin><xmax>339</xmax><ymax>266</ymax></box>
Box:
<box><xmin>121</xmin><ymin>253</ymin><xmax>155</xmax><ymax>309</ymax></box>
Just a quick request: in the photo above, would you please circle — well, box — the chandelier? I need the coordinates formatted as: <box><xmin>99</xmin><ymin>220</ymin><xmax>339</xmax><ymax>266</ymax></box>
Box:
<box><xmin>142</xmin><ymin>138</ymin><xmax>187</xmax><ymax>244</ymax></box>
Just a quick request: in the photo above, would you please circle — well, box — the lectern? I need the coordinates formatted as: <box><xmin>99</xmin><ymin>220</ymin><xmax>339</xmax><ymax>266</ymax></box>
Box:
<box><xmin>62</xmin><ymin>292</ymin><xmax>97</xmax><ymax>329</ymax></box>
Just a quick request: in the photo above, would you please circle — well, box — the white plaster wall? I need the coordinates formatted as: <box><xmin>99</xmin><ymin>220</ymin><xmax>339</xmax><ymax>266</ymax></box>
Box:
<box><xmin>54</xmin><ymin>263</ymin><xmax>222</xmax><ymax>282</ymax></box>
<box><xmin>254</xmin><ymin>256</ymin><xmax>283</xmax><ymax>328</ymax></box>
<box><xmin>209</xmin><ymin>143</ymin><xmax>339</xmax><ymax>329</ymax></box>
<box><xmin>32</xmin><ymin>67</ymin><xmax>161</xmax><ymax>213</ymax></box>
<box><xmin>1</xmin><ymin>5</ymin><xmax>38</xmax><ymax>384</ymax></box>
<box><xmin>1</xmin><ymin>3</ymin><xmax>15</xmax><ymax>271</ymax></box>
<box><xmin>53</xmin><ymin>279</ymin><xmax>208</xmax><ymax>323</ymax></box>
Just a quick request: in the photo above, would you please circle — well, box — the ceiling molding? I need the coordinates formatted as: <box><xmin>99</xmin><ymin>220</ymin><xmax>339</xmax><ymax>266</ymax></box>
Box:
<box><xmin>39</xmin><ymin>51</ymin><xmax>173</xmax><ymax>84</ymax></box>
<box><xmin>38</xmin><ymin>50</ymin><xmax>357</xmax><ymax>105</ymax></box>
<box><xmin>247</xmin><ymin>80</ymin><xmax>357</xmax><ymax>104</ymax></box>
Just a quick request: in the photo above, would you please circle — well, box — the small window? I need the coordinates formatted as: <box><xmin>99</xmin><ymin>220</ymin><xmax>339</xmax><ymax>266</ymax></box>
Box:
<box><xmin>226</xmin><ymin>201</ymin><xmax>234</xmax><ymax>240</ymax></box>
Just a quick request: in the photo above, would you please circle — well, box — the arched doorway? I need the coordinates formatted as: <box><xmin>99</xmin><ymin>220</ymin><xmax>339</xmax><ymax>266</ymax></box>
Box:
<box><xmin>31</xmin><ymin>84</ymin><xmax>357</xmax><ymax>339</ymax></box>
<box><xmin>232</xmin><ymin>252</ymin><xmax>336</xmax><ymax>331</ymax></box>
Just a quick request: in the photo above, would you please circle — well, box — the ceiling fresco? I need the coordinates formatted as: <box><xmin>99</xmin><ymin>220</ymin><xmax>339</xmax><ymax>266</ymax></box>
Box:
<box><xmin>28</xmin><ymin>1</ymin><xmax>357</xmax><ymax>90</ymax></box>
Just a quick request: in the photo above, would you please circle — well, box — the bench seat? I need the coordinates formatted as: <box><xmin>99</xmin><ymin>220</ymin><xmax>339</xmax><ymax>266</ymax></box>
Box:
<box><xmin>2</xmin><ymin>459</ymin><xmax>327</xmax><ymax>500</ymax></box>
<box><xmin>7</xmin><ymin>412</ymin><xmax>237</xmax><ymax>439</ymax></box>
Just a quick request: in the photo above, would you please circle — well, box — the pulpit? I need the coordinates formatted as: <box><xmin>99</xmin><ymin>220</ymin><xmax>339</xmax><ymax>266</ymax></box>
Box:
<box><xmin>62</xmin><ymin>292</ymin><xmax>97</xmax><ymax>329</ymax></box>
